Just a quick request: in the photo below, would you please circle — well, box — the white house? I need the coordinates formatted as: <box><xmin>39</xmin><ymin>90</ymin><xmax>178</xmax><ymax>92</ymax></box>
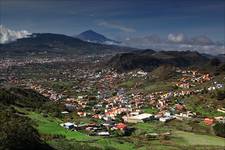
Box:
<box><xmin>60</xmin><ymin>122</ymin><xmax>76</xmax><ymax>129</ymax></box>
<box><xmin>97</xmin><ymin>131</ymin><xmax>110</xmax><ymax>136</ymax></box>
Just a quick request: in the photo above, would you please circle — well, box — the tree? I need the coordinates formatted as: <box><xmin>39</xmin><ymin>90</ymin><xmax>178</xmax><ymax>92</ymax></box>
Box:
<box><xmin>216</xmin><ymin>88</ymin><xmax>225</xmax><ymax>101</ymax></box>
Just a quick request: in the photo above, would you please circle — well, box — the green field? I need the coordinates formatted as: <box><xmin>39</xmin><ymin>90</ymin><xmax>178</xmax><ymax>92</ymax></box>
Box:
<box><xmin>174</xmin><ymin>130</ymin><xmax>225</xmax><ymax>146</ymax></box>
<box><xmin>27</xmin><ymin>112</ymin><xmax>225</xmax><ymax>150</ymax></box>
<box><xmin>118</xmin><ymin>79</ymin><xmax>136</xmax><ymax>88</ymax></box>
<box><xmin>131</xmin><ymin>122</ymin><xmax>225</xmax><ymax>150</ymax></box>
<box><xmin>28</xmin><ymin>112</ymin><xmax>91</xmax><ymax>141</ymax></box>
<box><xmin>141</xmin><ymin>81</ymin><xmax>175</xmax><ymax>93</ymax></box>
<box><xmin>27</xmin><ymin>112</ymin><xmax>135</xmax><ymax>150</ymax></box>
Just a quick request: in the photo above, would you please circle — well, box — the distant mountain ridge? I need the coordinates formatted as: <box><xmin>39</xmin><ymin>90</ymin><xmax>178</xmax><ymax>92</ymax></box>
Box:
<box><xmin>76</xmin><ymin>30</ymin><xmax>120</xmax><ymax>45</ymax></box>
<box><xmin>0</xmin><ymin>33</ymin><xmax>132</xmax><ymax>55</ymax></box>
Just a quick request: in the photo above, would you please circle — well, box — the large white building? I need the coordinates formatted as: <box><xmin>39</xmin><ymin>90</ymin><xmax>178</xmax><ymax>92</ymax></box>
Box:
<box><xmin>123</xmin><ymin>113</ymin><xmax>154</xmax><ymax>123</ymax></box>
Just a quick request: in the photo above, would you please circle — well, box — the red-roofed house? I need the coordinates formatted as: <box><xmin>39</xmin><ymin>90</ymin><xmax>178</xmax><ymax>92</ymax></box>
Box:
<box><xmin>204</xmin><ymin>118</ymin><xmax>214</xmax><ymax>126</ymax></box>
<box><xmin>116</xmin><ymin>123</ymin><xmax>127</xmax><ymax>130</ymax></box>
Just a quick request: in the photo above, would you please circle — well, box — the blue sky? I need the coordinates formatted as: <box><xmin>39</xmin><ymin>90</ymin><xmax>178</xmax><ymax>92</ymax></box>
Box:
<box><xmin>1</xmin><ymin>0</ymin><xmax>224</xmax><ymax>40</ymax></box>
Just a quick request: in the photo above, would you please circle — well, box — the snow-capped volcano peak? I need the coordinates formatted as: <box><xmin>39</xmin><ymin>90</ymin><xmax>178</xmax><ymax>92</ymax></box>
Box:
<box><xmin>0</xmin><ymin>25</ymin><xmax>32</xmax><ymax>44</ymax></box>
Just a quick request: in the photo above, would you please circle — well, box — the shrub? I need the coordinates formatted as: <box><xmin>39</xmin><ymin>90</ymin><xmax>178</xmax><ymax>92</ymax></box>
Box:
<box><xmin>216</xmin><ymin>89</ymin><xmax>225</xmax><ymax>100</ymax></box>
<box><xmin>213</xmin><ymin>122</ymin><xmax>225</xmax><ymax>138</ymax></box>
<box><xmin>0</xmin><ymin>108</ymin><xmax>53</xmax><ymax>150</ymax></box>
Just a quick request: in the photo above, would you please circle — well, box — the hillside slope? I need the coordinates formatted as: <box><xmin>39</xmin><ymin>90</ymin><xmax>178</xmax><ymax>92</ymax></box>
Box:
<box><xmin>108</xmin><ymin>50</ymin><xmax>209</xmax><ymax>72</ymax></box>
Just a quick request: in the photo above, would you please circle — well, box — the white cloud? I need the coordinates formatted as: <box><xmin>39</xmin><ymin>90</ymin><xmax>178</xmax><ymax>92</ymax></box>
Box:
<box><xmin>98</xmin><ymin>21</ymin><xmax>135</xmax><ymax>33</ymax></box>
<box><xmin>167</xmin><ymin>33</ymin><xmax>215</xmax><ymax>46</ymax></box>
<box><xmin>123</xmin><ymin>35</ymin><xmax>161</xmax><ymax>47</ymax></box>
<box><xmin>121</xmin><ymin>33</ymin><xmax>225</xmax><ymax>55</ymax></box>
<box><xmin>167</xmin><ymin>33</ymin><xmax>187</xmax><ymax>43</ymax></box>
<box><xmin>0</xmin><ymin>25</ymin><xmax>31</xmax><ymax>44</ymax></box>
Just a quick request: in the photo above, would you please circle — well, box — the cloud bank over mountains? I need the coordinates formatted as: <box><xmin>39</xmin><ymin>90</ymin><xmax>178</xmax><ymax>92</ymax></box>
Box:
<box><xmin>0</xmin><ymin>25</ymin><xmax>224</xmax><ymax>55</ymax></box>
<box><xmin>167</xmin><ymin>33</ymin><xmax>215</xmax><ymax>45</ymax></box>
<box><xmin>0</xmin><ymin>25</ymin><xmax>31</xmax><ymax>44</ymax></box>
<box><xmin>122</xmin><ymin>33</ymin><xmax>224</xmax><ymax>55</ymax></box>
<box><xmin>168</xmin><ymin>33</ymin><xmax>187</xmax><ymax>43</ymax></box>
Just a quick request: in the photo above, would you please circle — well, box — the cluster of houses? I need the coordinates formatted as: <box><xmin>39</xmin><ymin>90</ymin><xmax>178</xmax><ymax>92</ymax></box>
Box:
<box><xmin>60</xmin><ymin>121</ymin><xmax>130</xmax><ymax>136</ymax></box>
<box><xmin>57</xmin><ymin>68</ymin><xmax>225</xmax><ymax>136</ymax></box>
<box><xmin>2</xmin><ymin>56</ymin><xmax>224</xmax><ymax>137</ymax></box>
<box><xmin>174</xmin><ymin>69</ymin><xmax>224</xmax><ymax>94</ymax></box>
<box><xmin>175</xmin><ymin>69</ymin><xmax>212</xmax><ymax>89</ymax></box>
<box><xmin>16</xmin><ymin>66</ymin><xmax>224</xmax><ymax>136</ymax></box>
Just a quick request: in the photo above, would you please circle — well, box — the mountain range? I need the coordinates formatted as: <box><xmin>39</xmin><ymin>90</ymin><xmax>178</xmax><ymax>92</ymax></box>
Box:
<box><xmin>0</xmin><ymin>26</ymin><xmax>223</xmax><ymax>66</ymax></box>
<box><xmin>0</xmin><ymin>26</ymin><xmax>130</xmax><ymax>55</ymax></box>
<box><xmin>1</xmin><ymin>26</ymin><xmax>224</xmax><ymax>56</ymax></box>
<box><xmin>0</xmin><ymin>33</ymin><xmax>133</xmax><ymax>55</ymax></box>
<box><xmin>76</xmin><ymin>30</ymin><xmax>120</xmax><ymax>45</ymax></box>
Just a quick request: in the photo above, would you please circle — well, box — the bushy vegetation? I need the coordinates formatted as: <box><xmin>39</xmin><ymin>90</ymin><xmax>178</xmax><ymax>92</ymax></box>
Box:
<box><xmin>213</xmin><ymin>122</ymin><xmax>225</xmax><ymax>138</ymax></box>
<box><xmin>215</xmin><ymin>88</ymin><xmax>225</xmax><ymax>101</ymax></box>
<box><xmin>151</xmin><ymin>65</ymin><xmax>177</xmax><ymax>80</ymax></box>
<box><xmin>0</xmin><ymin>87</ymin><xmax>63</xmax><ymax>150</ymax></box>
<box><xmin>185</xmin><ymin>95</ymin><xmax>225</xmax><ymax>117</ymax></box>
<box><xmin>49</xmin><ymin>139</ymin><xmax>104</xmax><ymax>150</ymax></box>
<box><xmin>0</xmin><ymin>106</ymin><xmax>53</xmax><ymax>150</ymax></box>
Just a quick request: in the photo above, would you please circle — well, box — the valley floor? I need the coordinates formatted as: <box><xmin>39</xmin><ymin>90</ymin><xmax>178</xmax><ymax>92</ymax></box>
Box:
<box><xmin>25</xmin><ymin>110</ymin><xmax>225</xmax><ymax>150</ymax></box>
<box><xmin>1</xmin><ymin>55</ymin><xmax>225</xmax><ymax>150</ymax></box>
